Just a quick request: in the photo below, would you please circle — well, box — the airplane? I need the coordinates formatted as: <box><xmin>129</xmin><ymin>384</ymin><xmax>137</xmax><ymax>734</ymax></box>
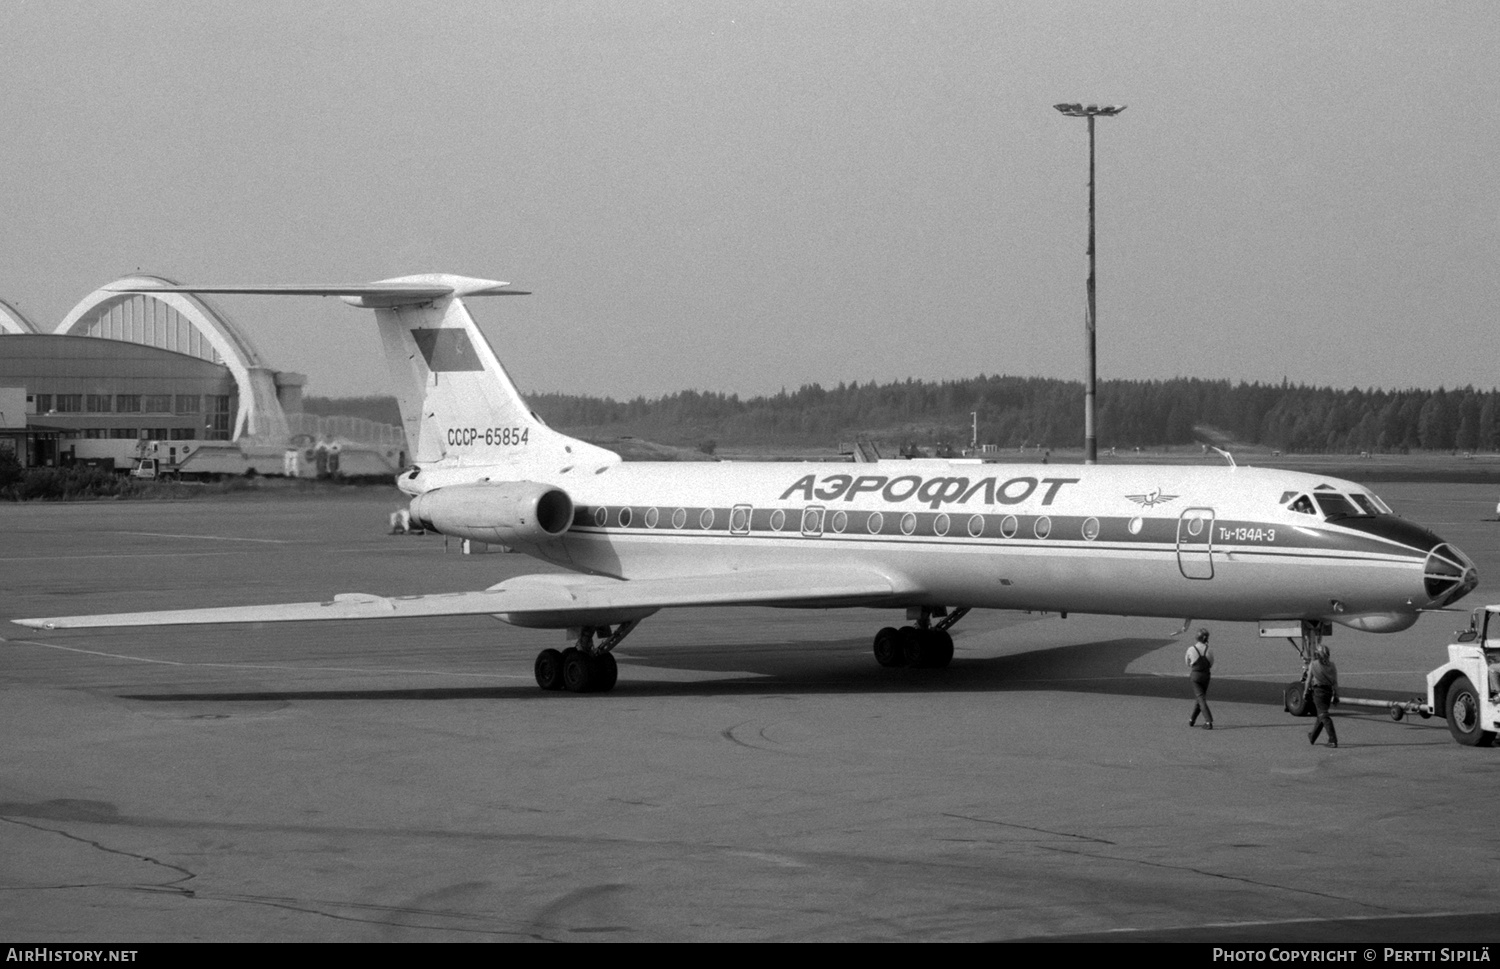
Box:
<box><xmin>13</xmin><ymin>274</ymin><xmax>1481</xmax><ymax>694</ymax></box>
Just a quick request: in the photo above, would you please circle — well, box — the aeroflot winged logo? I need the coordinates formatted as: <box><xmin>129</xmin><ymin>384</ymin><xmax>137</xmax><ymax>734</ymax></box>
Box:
<box><xmin>780</xmin><ymin>473</ymin><xmax>1079</xmax><ymax>509</ymax></box>
<box><xmin>1125</xmin><ymin>489</ymin><xmax>1179</xmax><ymax>508</ymax></box>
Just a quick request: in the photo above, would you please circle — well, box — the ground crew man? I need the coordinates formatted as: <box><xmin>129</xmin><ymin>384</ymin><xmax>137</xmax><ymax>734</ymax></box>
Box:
<box><xmin>1307</xmin><ymin>644</ymin><xmax>1339</xmax><ymax>748</ymax></box>
<box><xmin>1187</xmin><ymin>628</ymin><xmax>1214</xmax><ymax>729</ymax></box>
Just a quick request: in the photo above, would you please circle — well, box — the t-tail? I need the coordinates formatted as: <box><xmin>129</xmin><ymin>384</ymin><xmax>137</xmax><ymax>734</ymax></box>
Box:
<box><xmin>108</xmin><ymin>273</ymin><xmax>621</xmax><ymax>488</ymax></box>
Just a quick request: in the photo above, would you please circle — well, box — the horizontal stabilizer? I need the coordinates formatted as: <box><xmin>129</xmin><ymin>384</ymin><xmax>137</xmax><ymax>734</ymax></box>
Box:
<box><xmin>12</xmin><ymin>568</ymin><xmax>919</xmax><ymax>631</ymax></box>
<box><xmin>106</xmin><ymin>275</ymin><xmax>529</xmax><ymax>308</ymax></box>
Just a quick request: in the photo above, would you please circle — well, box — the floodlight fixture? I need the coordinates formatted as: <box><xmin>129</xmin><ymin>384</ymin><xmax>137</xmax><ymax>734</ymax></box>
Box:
<box><xmin>1053</xmin><ymin>103</ymin><xmax>1127</xmax><ymax>118</ymax></box>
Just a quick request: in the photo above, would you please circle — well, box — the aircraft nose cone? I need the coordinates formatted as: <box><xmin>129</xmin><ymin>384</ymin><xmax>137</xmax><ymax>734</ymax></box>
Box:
<box><xmin>1424</xmin><ymin>543</ymin><xmax>1478</xmax><ymax>607</ymax></box>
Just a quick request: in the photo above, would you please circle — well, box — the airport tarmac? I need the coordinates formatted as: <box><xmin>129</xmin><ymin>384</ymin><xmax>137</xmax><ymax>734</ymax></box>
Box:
<box><xmin>2</xmin><ymin>482</ymin><xmax>1498</xmax><ymax>942</ymax></box>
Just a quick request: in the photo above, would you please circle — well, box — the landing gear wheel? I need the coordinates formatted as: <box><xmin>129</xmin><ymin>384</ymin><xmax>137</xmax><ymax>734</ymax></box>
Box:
<box><xmin>925</xmin><ymin>629</ymin><xmax>954</xmax><ymax>669</ymax></box>
<box><xmin>562</xmin><ymin>647</ymin><xmax>594</xmax><ymax>693</ymax></box>
<box><xmin>593</xmin><ymin>652</ymin><xmax>618</xmax><ymax>692</ymax></box>
<box><xmin>1445</xmin><ymin>676</ymin><xmax>1496</xmax><ymax>747</ymax></box>
<box><xmin>873</xmin><ymin>627</ymin><xmax>904</xmax><ymax>667</ymax></box>
<box><xmin>1389</xmin><ymin>704</ymin><xmax>1405</xmax><ymax>722</ymax></box>
<box><xmin>898</xmin><ymin>626</ymin><xmax>924</xmax><ymax>667</ymax></box>
<box><xmin>900</xmin><ymin>628</ymin><xmax>955</xmax><ymax>669</ymax></box>
<box><xmin>1284</xmin><ymin>681</ymin><xmax>1313</xmax><ymax>717</ymax></box>
<box><xmin>535</xmin><ymin>648</ymin><xmax>565</xmax><ymax>691</ymax></box>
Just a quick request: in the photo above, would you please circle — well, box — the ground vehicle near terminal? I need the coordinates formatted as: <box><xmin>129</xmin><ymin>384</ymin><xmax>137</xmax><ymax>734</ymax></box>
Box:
<box><xmin>127</xmin><ymin>437</ymin><xmax>404</xmax><ymax>480</ymax></box>
<box><xmin>128</xmin><ymin>439</ymin><xmax>307</xmax><ymax>480</ymax></box>
<box><xmin>14</xmin><ymin>275</ymin><xmax>1481</xmax><ymax>696</ymax></box>
<box><xmin>129</xmin><ymin>439</ymin><xmax>220</xmax><ymax>479</ymax></box>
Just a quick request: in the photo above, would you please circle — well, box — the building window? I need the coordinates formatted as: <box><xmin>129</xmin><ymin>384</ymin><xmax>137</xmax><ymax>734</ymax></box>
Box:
<box><xmin>168</xmin><ymin>428</ymin><xmax>197</xmax><ymax>441</ymax></box>
<box><xmin>33</xmin><ymin>394</ymin><xmax>51</xmax><ymax>413</ymax></box>
<box><xmin>86</xmin><ymin>394</ymin><xmax>112</xmax><ymax>413</ymax></box>
<box><xmin>109</xmin><ymin>428</ymin><xmax>140</xmax><ymax>439</ymax></box>
<box><xmin>144</xmin><ymin>395</ymin><xmax>173</xmax><ymax>413</ymax></box>
<box><xmin>175</xmin><ymin>395</ymin><xmax>200</xmax><ymax>415</ymax></box>
<box><xmin>55</xmin><ymin>394</ymin><xmax>82</xmax><ymax>413</ymax></box>
<box><xmin>115</xmin><ymin>395</ymin><xmax>141</xmax><ymax>413</ymax></box>
<box><xmin>146</xmin><ymin>428</ymin><xmax>169</xmax><ymax>441</ymax></box>
<box><xmin>207</xmin><ymin>396</ymin><xmax>231</xmax><ymax>440</ymax></box>
<box><xmin>84</xmin><ymin>429</ymin><xmax>105</xmax><ymax>439</ymax></box>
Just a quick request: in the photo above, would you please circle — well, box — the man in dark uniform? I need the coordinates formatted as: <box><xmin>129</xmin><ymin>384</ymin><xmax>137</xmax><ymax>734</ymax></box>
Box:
<box><xmin>1307</xmin><ymin>643</ymin><xmax>1339</xmax><ymax>748</ymax></box>
<box><xmin>1187</xmin><ymin>627</ymin><xmax>1214</xmax><ymax>729</ymax></box>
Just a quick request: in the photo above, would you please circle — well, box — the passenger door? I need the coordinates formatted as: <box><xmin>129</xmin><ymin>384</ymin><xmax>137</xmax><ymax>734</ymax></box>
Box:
<box><xmin>1176</xmin><ymin>508</ymin><xmax>1215</xmax><ymax>580</ymax></box>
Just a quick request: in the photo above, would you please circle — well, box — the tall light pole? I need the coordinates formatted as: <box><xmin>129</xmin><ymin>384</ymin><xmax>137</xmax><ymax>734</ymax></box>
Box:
<box><xmin>1054</xmin><ymin>102</ymin><xmax>1125</xmax><ymax>465</ymax></box>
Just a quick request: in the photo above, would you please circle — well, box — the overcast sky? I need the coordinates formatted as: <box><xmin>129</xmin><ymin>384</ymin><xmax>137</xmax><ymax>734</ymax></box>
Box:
<box><xmin>2</xmin><ymin>1</ymin><xmax>1496</xmax><ymax>399</ymax></box>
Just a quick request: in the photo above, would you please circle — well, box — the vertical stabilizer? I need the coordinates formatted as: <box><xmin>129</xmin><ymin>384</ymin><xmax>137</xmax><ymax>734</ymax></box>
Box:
<box><xmin>362</xmin><ymin>275</ymin><xmax>620</xmax><ymax>471</ymax></box>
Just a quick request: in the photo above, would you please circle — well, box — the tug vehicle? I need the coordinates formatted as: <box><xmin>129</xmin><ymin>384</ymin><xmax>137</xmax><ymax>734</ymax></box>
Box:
<box><xmin>1424</xmin><ymin>605</ymin><xmax>1500</xmax><ymax>747</ymax></box>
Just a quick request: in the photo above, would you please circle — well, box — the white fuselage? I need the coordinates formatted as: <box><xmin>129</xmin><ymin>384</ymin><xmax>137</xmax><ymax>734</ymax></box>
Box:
<box><xmin>405</xmin><ymin>458</ymin><xmax>1470</xmax><ymax>632</ymax></box>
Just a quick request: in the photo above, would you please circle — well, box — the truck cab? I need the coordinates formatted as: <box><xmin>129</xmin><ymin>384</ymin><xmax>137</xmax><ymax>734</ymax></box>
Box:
<box><xmin>1428</xmin><ymin>606</ymin><xmax>1500</xmax><ymax>746</ymax></box>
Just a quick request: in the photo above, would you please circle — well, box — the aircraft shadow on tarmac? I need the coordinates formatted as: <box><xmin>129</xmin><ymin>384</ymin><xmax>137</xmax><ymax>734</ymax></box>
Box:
<box><xmin>114</xmin><ymin>634</ymin><xmax>1421</xmax><ymax>710</ymax></box>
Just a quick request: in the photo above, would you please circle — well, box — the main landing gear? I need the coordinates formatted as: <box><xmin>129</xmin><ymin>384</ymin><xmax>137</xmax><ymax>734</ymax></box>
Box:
<box><xmin>534</xmin><ymin>620</ymin><xmax>639</xmax><ymax>694</ymax></box>
<box><xmin>873</xmin><ymin>607</ymin><xmax>969</xmax><ymax>670</ymax></box>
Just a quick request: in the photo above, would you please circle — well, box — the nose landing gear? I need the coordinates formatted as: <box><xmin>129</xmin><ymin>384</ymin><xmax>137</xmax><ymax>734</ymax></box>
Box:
<box><xmin>873</xmin><ymin>607</ymin><xmax>968</xmax><ymax>670</ymax></box>
<box><xmin>1280</xmin><ymin>621</ymin><xmax>1328</xmax><ymax>717</ymax></box>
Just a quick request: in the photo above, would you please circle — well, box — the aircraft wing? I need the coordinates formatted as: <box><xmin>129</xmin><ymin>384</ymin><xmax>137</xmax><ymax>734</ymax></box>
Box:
<box><xmin>12</xmin><ymin>568</ymin><xmax>919</xmax><ymax>631</ymax></box>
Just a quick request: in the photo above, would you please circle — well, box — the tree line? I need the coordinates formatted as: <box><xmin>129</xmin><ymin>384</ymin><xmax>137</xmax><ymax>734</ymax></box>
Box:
<box><xmin>307</xmin><ymin>376</ymin><xmax>1500</xmax><ymax>453</ymax></box>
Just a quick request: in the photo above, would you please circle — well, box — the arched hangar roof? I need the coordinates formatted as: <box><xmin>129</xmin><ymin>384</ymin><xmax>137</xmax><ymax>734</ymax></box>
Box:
<box><xmin>0</xmin><ymin>298</ymin><xmax>40</xmax><ymax>334</ymax></box>
<box><xmin>55</xmin><ymin>275</ymin><xmax>286</xmax><ymax>440</ymax></box>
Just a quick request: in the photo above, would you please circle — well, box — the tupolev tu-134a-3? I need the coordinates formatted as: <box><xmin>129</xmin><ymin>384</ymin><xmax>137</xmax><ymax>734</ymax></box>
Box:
<box><xmin>14</xmin><ymin>275</ymin><xmax>1479</xmax><ymax>694</ymax></box>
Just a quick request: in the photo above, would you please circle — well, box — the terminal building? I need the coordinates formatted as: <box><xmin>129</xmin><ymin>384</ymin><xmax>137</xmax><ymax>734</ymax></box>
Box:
<box><xmin>0</xmin><ymin>276</ymin><xmax>401</xmax><ymax>475</ymax></box>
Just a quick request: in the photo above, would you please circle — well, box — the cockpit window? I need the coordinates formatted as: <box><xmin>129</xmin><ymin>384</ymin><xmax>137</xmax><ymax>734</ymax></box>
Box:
<box><xmin>1289</xmin><ymin>491</ymin><xmax>1388</xmax><ymax>519</ymax></box>
<box><xmin>1312</xmin><ymin>493</ymin><xmax>1361</xmax><ymax>520</ymax></box>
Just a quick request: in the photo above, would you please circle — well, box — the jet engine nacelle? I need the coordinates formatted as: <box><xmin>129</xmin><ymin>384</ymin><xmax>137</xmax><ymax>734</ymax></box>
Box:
<box><xmin>408</xmin><ymin>481</ymin><xmax>573</xmax><ymax>546</ymax></box>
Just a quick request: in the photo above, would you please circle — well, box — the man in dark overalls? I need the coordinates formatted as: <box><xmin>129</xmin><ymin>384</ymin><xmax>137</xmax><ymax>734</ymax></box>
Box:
<box><xmin>1187</xmin><ymin>628</ymin><xmax>1214</xmax><ymax>729</ymax></box>
<box><xmin>1307</xmin><ymin>644</ymin><xmax>1340</xmax><ymax>748</ymax></box>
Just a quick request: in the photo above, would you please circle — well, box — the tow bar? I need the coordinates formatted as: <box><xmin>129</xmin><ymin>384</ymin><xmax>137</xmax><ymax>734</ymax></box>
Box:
<box><xmin>1332</xmin><ymin>695</ymin><xmax>1432</xmax><ymax>722</ymax></box>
